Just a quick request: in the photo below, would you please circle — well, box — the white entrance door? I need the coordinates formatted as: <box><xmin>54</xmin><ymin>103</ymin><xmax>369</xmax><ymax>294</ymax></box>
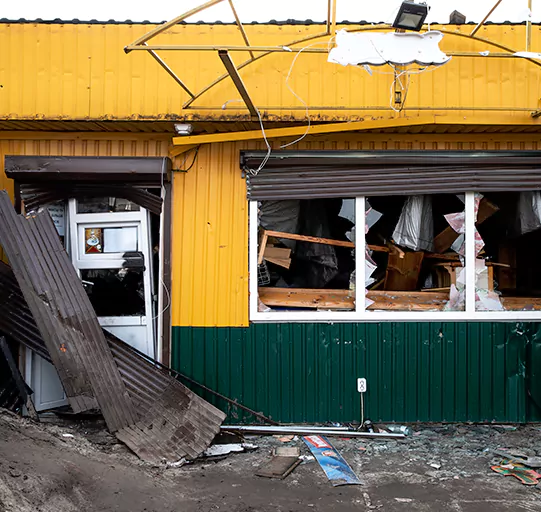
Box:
<box><xmin>67</xmin><ymin>198</ymin><xmax>156</xmax><ymax>358</ymax></box>
<box><xmin>25</xmin><ymin>351</ymin><xmax>68</xmax><ymax>411</ymax></box>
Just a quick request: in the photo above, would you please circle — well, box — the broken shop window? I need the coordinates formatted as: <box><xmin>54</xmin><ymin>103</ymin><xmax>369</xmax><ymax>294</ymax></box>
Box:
<box><xmin>474</xmin><ymin>191</ymin><xmax>541</xmax><ymax>311</ymax></box>
<box><xmin>81</xmin><ymin>268</ymin><xmax>146</xmax><ymax>316</ymax></box>
<box><xmin>364</xmin><ymin>194</ymin><xmax>468</xmax><ymax>312</ymax></box>
<box><xmin>256</xmin><ymin>199</ymin><xmax>356</xmax><ymax>312</ymax></box>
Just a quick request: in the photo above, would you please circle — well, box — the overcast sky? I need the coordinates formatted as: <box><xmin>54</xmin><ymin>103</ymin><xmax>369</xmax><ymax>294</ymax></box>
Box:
<box><xmin>1</xmin><ymin>0</ymin><xmax>539</xmax><ymax>24</ymax></box>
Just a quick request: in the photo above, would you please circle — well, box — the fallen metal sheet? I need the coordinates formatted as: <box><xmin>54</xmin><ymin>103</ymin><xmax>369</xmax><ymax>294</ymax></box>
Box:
<box><xmin>0</xmin><ymin>192</ymin><xmax>225</xmax><ymax>462</ymax></box>
<box><xmin>303</xmin><ymin>435</ymin><xmax>362</xmax><ymax>486</ymax></box>
<box><xmin>221</xmin><ymin>425</ymin><xmax>405</xmax><ymax>439</ymax></box>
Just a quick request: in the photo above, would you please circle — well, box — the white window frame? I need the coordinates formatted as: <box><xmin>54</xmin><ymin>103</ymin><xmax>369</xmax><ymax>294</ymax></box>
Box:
<box><xmin>249</xmin><ymin>193</ymin><xmax>541</xmax><ymax>322</ymax></box>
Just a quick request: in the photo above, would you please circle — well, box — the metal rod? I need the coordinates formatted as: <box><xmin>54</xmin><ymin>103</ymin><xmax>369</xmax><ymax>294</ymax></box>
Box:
<box><xmin>527</xmin><ymin>0</ymin><xmax>533</xmax><ymax>51</ymax></box>
<box><xmin>228</xmin><ymin>0</ymin><xmax>254</xmax><ymax>59</ymax></box>
<box><xmin>218</xmin><ymin>49</ymin><xmax>258</xmax><ymax>119</ymax></box>
<box><xmin>221</xmin><ymin>425</ymin><xmax>406</xmax><ymax>439</ymax></box>
<box><xmin>126</xmin><ymin>45</ymin><xmax>537</xmax><ymax>60</ymax></box>
<box><xmin>470</xmin><ymin>0</ymin><xmax>504</xmax><ymax>36</ymax></box>
<box><xmin>144</xmin><ymin>44</ymin><xmax>195</xmax><ymax>98</ymax></box>
<box><xmin>126</xmin><ymin>0</ymin><xmax>227</xmax><ymax>50</ymax></box>
<box><xmin>112</xmin><ymin>339</ymin><xmax>279</xmax><ymax>425</ymax></box>
<box><xmin>182</xmin><ymin>31</ymin><xmax>330</xmax><ymax>109</ymax></box>
<box><xmin>331</xmin><ymin>0</ymin><xmax>337</xmax><ymax>36</ymax></box>
<box><xmin>326</xmin><ymin>0</ymin><xmax>332</xmax><ymax>34</ymax></box>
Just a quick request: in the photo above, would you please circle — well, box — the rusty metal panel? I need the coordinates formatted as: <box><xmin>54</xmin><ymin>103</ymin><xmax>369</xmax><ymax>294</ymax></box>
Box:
<box><xmin>5</xmin><ymin>155</ymin><xmax>171</xmax><ymax>183</ymax></box>
<box><xmin>0</xmin><ymin>232</ymin><xmax>225</xmax><ymax>462</ymax></box>
<box><xmin>0</xmin><ymin>22</ymin><xmax>539</xmax><ymax>122</ymax></box>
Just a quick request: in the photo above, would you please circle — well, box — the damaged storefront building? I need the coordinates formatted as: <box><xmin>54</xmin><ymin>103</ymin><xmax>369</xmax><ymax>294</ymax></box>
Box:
<box><xmin>1</xmin><ymin>13</ymin><xmax>541</xmax><ymax>430</ymax></box>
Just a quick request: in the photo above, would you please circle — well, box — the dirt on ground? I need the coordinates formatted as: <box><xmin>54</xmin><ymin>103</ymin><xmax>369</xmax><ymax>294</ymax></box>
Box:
<box><xmin>0</xmin><ymin>409</ymin><xmax>540</xmax><ymax>512</ymax></box>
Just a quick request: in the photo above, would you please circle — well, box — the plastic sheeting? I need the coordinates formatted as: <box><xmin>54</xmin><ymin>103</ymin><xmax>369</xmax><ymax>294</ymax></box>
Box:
<box><xmin>518</xmin><ymin>191</ymin><xmax>541</xmax><ymax>235</ymax></box>
<box><xmin>328</xmin><ymin>30</ymin><xmax>450</xmax><ymax>67</ymax></box>
<box><xmin>392</xmin><ymin>195</ymin><xmax>434</xmax><ymax>252</ymax></box>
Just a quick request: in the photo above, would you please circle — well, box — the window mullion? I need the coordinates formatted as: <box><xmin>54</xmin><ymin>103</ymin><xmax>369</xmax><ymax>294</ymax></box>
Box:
<box><xmin>355</xmin><ymin>196</ymin><xmax>366</xmax><ymax>319</ymax></box>
<box><xmin>249</xmin><ymin>200</ymin><xmax>259</xmax><ymax>319</ymax></box>
<box><xmin>465</xmin><ymin>192</ymin><xmax>476</xmax><ymax>314</ymax></box>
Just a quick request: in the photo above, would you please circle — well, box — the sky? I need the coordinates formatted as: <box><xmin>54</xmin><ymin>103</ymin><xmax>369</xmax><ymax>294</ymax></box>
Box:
<box><xmin>1</xmin><ymin>0</ymin><xmax>539</xmax><ymax>24</ymax></box>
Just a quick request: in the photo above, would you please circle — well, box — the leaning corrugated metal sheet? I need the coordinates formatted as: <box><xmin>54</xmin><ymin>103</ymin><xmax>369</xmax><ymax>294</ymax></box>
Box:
<box><xmin>0</xmin><ymin>191</ymin><xmax>225</xmax><ymax>463</ymax></box>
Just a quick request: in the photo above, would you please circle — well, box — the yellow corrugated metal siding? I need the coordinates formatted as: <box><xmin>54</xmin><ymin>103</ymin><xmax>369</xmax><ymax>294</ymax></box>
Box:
<box><xmin>171</xmin><ymin>134</ymin><xmax>541</xmax><ymax>327</ymax></box>
<box><xmin>0</xmin><ymin>23</ymin><xmax>540</xmax><ymax>121</ymax></box>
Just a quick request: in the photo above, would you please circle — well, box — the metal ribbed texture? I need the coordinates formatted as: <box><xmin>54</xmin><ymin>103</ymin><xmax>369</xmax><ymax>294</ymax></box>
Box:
<box><xmin>20</xmin><ymin>184</ymin><xmax>163</xmax><ymax>215</ymax></box>
<box><xmin>172</xmin><ymin>323</ymin><xmax>535</xmax><ymax>423</ymax></box>
<box><xmin>242</xmin><ymin>150</ymin><xmax>541</xmax><ymax>199</ymax></box>
<box><xmin>0</xmin><ymin>254</ymin><xmax>226</xmax><ymax>462</ymax></box>
<box><xmin>5</xmin><ymin>155</ymin><xmax>171</xmax><ymax>183</ymax></box>
<box><xmin>0</xmin><ymin>23</ymin><xmax>539</xmax><ymax>121</ymax></box>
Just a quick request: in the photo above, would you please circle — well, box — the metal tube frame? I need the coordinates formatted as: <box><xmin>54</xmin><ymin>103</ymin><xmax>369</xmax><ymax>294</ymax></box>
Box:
<box><xmin>124</xmin><ymin>1</ymin><xmax>541</xmax><ymax>113</ymax></box>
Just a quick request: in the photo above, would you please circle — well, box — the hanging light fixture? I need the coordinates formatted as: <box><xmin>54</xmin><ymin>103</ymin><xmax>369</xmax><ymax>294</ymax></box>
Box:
<box><xmin>392</xmin><ymin>1</ymin><xmax>429</xmax><ymax>31</ymax></box>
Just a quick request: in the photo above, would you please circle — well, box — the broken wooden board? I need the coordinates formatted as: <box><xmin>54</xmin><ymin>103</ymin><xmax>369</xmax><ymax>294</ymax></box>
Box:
<box><xmin>303</xmin><ymin>435</ymin><xmax>362</xmax><ymax>486</ymax></box>
<box><xmin>258</xmin><ymin>288</ymin><xmax>450</xmax><ymax>311</ymax></box>
<box><xmin>434</xmin><ymin>197</ymin><xmax>499</xmax><ymax>253</ymax></box>
<box><xmin>384</xmin><ymin>248</ymin><xmax>424</xmax><ymax>291</ymax></box>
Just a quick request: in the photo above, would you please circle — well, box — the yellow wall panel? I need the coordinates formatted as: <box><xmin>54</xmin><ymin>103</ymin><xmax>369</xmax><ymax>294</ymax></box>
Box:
<box><xmin>0</xmin><ymin>22</ymin><xmax>540</xmax><ymax>121</ymax></box>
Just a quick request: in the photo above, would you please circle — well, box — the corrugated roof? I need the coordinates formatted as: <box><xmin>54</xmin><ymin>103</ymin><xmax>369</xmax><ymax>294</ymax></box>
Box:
<box><xmin>0</xmin><ymin>18</ymin><xmax>535</xmax><ymax>26</ymax></box>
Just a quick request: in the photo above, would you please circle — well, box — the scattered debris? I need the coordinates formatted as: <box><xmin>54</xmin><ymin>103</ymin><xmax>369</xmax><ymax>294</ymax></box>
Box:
<box><xmin>491</xmin><ymin>459</ymin><xmax>541</xmax><ymax>485</ymax></box>
<box><xmin>256</xmin><ymin>446</ymin><xmax>301</xmax><ymax>479</ymax></box>
<box><xmin>303</xmin><ymin>435</ymin><xmax>362</xmax><ymax>486</ymax></box>
<box><xmin>494</xmin><ymin>449</ymin><xmax>541</xmax><ymax>468</ymax></box>
<box><xmin>429</xmin><ymin>462</ymin><xmax>442</xmax><ymax>470</ymax></box>
<box><xmin>61</xmin><ymin>433</ymin><xmax>75</xmax><ymax>439</ymax></box>
<box><xmin>395</xmin><ymin>497</ymin><xmax>414</xmax><ymax>503</ymax></box>
<box><xmin>385</xmin><ymin>425</ymin><xmax>412</xmax><ymax>436</ymax></box>
<box><xmin>275</xmin><ymin>435</ymin><xmax>296</xmax><ymax>443</ymax></box>
<box><xmin>203</xmin><ymin>443</ymin><xmax>258</xmax><ymax>458</ymax></box>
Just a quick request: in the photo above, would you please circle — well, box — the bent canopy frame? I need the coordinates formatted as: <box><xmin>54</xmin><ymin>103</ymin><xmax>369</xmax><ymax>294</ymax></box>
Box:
<box><xmin>124</xmin><ymin>0</ymin><xmax>541</xmax><ymax>113</ymax></box>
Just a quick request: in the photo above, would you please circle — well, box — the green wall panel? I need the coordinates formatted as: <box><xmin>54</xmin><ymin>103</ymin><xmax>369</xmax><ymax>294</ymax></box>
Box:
<box><xmin>171</xmin><ymin>322</ymin><xmax>541</xmax><ymax>424</ymax></box>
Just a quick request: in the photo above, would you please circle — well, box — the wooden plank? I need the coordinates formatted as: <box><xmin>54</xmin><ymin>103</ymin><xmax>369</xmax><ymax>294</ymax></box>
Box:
<box><xmin>264</xmin><ymin>247</ymin><xmax>292</xmax><ymax>259</ymax></box>
<box><xmin>434</xmin><ymin>197</ymin><xmax>499</xmax><ymax>253</ymax></box>
<box><xmin>497</xmin><ymin>243</ymin><xmax>517</xmax><ymax>290</ymax></box>
<box><xmin>500</xmin><ymin>297</ymin><xmax>541</xmax><ymax>310</ymax></box>
<box><xmin>264</xmin><ymin>256</ymin><xmax>291</xmax><ymax>269</ymax></box>
<box><xmin>384</xmin><ymin>250</ymin><xmax>425</xmax><ymax>291</ymax></box>
<box><xmin>258</xmin><ymin>288</ymin><xmax>449</xmax><ymax>311</ymax></box>
<box><xmin>258</xmin><ymin>232</ymin><xmax>269</xmax><ymax>265</ymax></box>
<box><xmin>265</xmin><ymin>230</ymin><xmax>354</xmax><ymax>248</ymax></box>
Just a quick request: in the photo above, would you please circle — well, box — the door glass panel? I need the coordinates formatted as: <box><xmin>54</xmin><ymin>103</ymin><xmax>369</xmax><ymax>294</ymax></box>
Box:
<box><xmin>84</xmin><ymin>226</ymin><xmax>138</xmax><ymax>254</ymax></box>
<box><xmin>81</xmin><ymin>268</ymin><xmax>145</xmax><ymax>316</ymax></box>
<box><xmin>77</xmin><ymin>197</ymin><xmax>140</xmax><ymax>213</ymax></box>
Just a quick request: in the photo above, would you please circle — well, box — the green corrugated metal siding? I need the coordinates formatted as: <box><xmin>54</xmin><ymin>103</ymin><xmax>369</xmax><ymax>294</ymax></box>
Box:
<box><xmin>172</xmin><ymin>322</ymin><xmax>541</xmax><ymax>424</ymax></box>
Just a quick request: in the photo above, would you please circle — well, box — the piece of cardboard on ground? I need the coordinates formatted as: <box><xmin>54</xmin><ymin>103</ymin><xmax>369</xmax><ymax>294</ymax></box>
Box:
<box><xmin>256</xmin><ymin>447</ymin><xmax>301</xmax><ymax>479</ymax></box>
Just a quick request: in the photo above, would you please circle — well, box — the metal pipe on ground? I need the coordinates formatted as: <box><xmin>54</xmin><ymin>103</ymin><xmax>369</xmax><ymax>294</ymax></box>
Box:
<box><xmin>221</xmin><ymin>425</ymin><xmax>406</xmax><ymax>439</ymax></box>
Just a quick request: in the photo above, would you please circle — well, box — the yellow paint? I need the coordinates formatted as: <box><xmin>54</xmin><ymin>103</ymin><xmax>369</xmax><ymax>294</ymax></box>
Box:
<box><xmin>0</xmin><ymin>22</ymin><xmax>540</xmax><ymax>121</ymax></box>
<box><xmin>172</xmin><ymin>114</ymin><xmax>541</xmax><ymax>146</ymax></box>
